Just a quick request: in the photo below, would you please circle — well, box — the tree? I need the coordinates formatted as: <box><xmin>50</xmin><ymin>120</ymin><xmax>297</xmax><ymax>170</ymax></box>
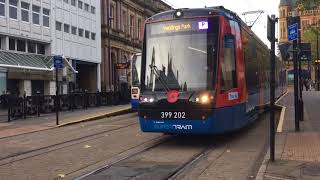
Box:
<box><xmin>302</xmin><ymin>26</ymin><xmax>320</xmax><ymax>63</ymax></box>
<box><xmin>296</xmin><ymin>0</ymin><xmax>320</xmax><ymax>9</ymax></box>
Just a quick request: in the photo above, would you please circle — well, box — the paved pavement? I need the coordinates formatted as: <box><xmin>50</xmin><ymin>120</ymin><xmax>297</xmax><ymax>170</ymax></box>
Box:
<box><xmin>260</xmin><ymin>89</ymin><xmax>320</xmax><ymax>180</ymax></box>
<box><xmin>0</xmin><ymin>104</ymin><xmax>131</xmax><ymax>139</ymax></box>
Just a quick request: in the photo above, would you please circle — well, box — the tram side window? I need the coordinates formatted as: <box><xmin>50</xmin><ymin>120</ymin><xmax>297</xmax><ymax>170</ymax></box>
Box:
<box><xmin>220</xmin><ymin>35</ymin><xmax>237</xmax><ymax>93</ymax></box>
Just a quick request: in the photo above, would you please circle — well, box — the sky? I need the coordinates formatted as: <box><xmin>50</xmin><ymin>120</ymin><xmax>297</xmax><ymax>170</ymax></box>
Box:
<box><xmin>165</xmin><ymin>0</ymin><xmax>280</xmax><ymax>47</ymax></box>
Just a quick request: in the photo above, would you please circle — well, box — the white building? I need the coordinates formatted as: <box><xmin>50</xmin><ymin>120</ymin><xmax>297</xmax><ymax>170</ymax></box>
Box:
<box><xmin>0</xmin><ymin>0</ymin><xmax>101</xmax><ymax>96</ymax></box>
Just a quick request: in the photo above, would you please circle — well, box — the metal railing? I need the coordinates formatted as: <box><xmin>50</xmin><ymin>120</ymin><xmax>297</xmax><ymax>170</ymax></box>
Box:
<box><xmin>3</xmin><ymin>91</ymin><xmax>129</xmax><ymax>121</ymax></box>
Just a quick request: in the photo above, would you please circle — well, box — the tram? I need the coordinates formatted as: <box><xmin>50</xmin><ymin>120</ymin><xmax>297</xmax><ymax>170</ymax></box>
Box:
<box><xmin>131</xmin><ymin>53</ymin><xmax>142</xmax><ymax>110</ymax></box>
<box><xmin>138</xmin><ymin>7</ymin><xmax>286</xmax><ymax>134</ymax></box>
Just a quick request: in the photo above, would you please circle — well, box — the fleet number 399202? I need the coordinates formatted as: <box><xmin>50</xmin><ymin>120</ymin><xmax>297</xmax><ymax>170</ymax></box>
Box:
<box><xmin>160</xmin><ymin>112</ymin><xmax>186</xmax><ymax>119</ymax></box>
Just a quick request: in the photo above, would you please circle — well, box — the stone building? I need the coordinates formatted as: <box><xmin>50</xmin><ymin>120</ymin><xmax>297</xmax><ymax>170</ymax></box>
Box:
<box><xmin>279</xmin><ymin>0</ymin><xmax>320</xmax><ymax>44</ymax></box>
<box><xmin>100</xmin><ymin>0</ymin><xmax>172</xmax><ymax>91</ymax></box>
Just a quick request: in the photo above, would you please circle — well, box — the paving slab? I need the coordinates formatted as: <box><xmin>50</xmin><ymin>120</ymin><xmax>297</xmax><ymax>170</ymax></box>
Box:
<box><xmin>0</xmin><ymin>104</ymin><xmax>131</xmax><ymax>139</ymax></box>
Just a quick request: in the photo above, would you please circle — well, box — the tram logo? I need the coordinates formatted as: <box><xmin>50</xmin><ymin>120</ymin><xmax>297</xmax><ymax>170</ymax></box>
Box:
<box><xmin>173</xmin><ymin>125</ymin><xmax>193</xmax><ymax>130</ymax></box>
<box><xmin>167</xmin><ymin>90</ymin><xmax>179</xmax><ymax>103</ymax></box>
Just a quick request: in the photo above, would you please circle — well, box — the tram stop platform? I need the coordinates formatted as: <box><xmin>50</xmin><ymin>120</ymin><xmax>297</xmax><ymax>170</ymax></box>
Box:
<box><xmin>257</xmin><ymin>89</ymin><xmax>320</xmax><ymax>180</ymax></box>
<box><xmin>0</xmin><ymin>104</ymin><xmax>131</xmax><ymax>139</ymax></box>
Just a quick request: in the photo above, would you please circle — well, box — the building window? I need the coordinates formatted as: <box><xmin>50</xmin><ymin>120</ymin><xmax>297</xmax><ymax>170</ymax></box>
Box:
<box><xmin>91</xmin><ymin>32</ymin><xmax>96</xmax><ymax>40</ymax></box>
<box><xmin>84</xmin><ymin>3</ymin><xmax>89</xmax><ymax>11</ymax></box>
<box><xmin>122</xmin><ymin>10</ymin><xmax>127</xmax><ymax>32</ymax></box>
<box><xmin>9</xmin><ymin>0</ymin><xmax>18</xmax><ymax>19</ymax></box>
<box><xmin>85</xmin><ymin>30</ymin><xmax>90</xmax><ymax>38</ymax></box>
<box><xmin>9</xmin><ymin>38</ymin><xmax>15</xmax><ymax>50</ymax></box>
<box><xmin>0</xmin><ymin>0</ymin><xmax>5</xmax><ymax>17</ymax></box>
<box><xmin>56</xmin><ymin>21</ymin><xmax>62</xmax><ymax>31</ymax></box>
<box><xmin>71</xmin><ymin>26</ymin><xmax>77</xmax><ymax>35</ymax></box>
<box><xmin>63</xmin><ymin>0</ymin><xmax>68</xmax><ymax>3</ymax></box>
<box><xmin>28</xmin><ymin>42</ymin><xmax>36</xmax><ymax>53</ymax></box>
<box><xmin>110</xmin><ymin>5</ymin><xmax>115</xmax><ymax>28</ymax></box>
<box><xmin>91</xmin><ymin>6</ymin><xmax>95</xmax><ymax>14</ymax></box>
<box><xmin>17</xmin><ymin>39</ymin><xmax>26</xmax><ymax>52</ymax></box>
<box><xmin>78</xmin><ymin>28</ymin><xmax>83</xmax><ymax>37</ymax></box>
<box><xmin>137</xmin><ymin>18</ymin><xmax>141</xmax><ymax>40</ymax></box>
<box><xmin>21</xmin><ymin>2</ymin><xmax>30</xmax><ymax>22</ymax></box>
<box><xmin>64</xmin><ymin>24</ymin><xmax>70</xmax><ymax>33</ymax></box>
<box><xmin>43</xmin><ymin>8</ymin><xmax>50</xmax><ymax>27</ymax></box>
<box><xmin>32</xmin><ymin>5</ymin><xmax>40</xmax><ymax>25</ymax></box>
<box><xmin>78</xmin><ymin>1</ymin><xmax>83</xmax><ymax>9</ymax></box>
<box><xmin>71</xmin><ymin>0</ymin><xmax>76</xmax><ymax>6</ymax></box>
<box><xmin>129</xmin><ymin>15</ymin><xmax>134</xmax><ymax>36</ymax></box>
<box><xmin>37</xmin><ymin>44</ymin><xmax>45</xmax><ymax>55</ymax></box>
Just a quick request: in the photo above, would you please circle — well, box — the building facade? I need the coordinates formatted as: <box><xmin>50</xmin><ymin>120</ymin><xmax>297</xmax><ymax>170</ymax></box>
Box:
<box><xmin>0</xmin><ymin>0</ymin><xmax>101</xmax><ymax>96</ymax></box>
<box><xmin>100</xmin><ymin>0</ymin><xmax>171</xmax><ymax>92</ymax></box>
<box><xmin>279</xmin><ymin>0</ymin><xmax>320</xmax><ymax>44</ymax></box>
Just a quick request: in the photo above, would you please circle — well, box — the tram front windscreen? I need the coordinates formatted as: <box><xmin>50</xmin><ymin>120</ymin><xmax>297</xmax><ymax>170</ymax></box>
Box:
<box><xmin>141</xmin><ymin>17</ymin><xmax>219</xmax><ymax>92</ymax></box>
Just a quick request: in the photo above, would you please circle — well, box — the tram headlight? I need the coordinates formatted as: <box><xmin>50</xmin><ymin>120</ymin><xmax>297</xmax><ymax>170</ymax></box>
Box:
<box><xmin>190</xmin><ymin>92</ymin><xmax>214</xmax><ymax>104</ymax></box>
<box><xmin>140</xmin><ymin>96</ymin><xmax>155</xmax><ymax>103</ymax></box>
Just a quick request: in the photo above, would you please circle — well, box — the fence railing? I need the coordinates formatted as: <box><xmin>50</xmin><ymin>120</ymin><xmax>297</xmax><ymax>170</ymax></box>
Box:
<box><xmin>2</xmin><ymin>91</ymin><xmax>129</xmax><ymax>121</ymax></box>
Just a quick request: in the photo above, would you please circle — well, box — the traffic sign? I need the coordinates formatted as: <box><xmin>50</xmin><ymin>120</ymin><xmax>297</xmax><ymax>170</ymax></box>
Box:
<box><xmin>53</xmin><ymin>56</ymin><xmax>64</xmax><ymax>69</ymax></box>
<box><xmin>288</xmin><ymin>23</ymin><xmax>298</xmax><ymax>41</ymax></box>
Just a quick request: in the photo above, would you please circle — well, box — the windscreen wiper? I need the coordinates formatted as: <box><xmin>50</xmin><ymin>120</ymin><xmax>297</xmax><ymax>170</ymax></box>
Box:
<box><xmin>149</xmin><ymin>65</ymin><xmax>170</xmax><ymax>92</ymax></box>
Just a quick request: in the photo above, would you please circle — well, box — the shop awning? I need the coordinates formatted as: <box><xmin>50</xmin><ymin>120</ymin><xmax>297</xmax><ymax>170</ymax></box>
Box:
<box><xmin>0</xmin><ymin>51</ymin><xmax>54</xmax><ymax>71</ymax></box>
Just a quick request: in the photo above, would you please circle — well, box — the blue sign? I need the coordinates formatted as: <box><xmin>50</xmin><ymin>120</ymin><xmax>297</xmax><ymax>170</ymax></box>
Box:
<box><xmin>53</xmin><ymin>56</ymin><xmax>64</xmax><ymax>69</ymax></box>
<box><xmin>288</xmin><ymin>23</ymin><xmax>298</xmax><ymax>41</ymax></box>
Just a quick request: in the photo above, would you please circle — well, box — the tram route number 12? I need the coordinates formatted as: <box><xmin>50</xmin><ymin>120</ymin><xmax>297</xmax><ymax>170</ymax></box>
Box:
<box><xmin>161</xmin><ymin>112</ymin><xmax>186</xmax><ymax>119</ymax></box>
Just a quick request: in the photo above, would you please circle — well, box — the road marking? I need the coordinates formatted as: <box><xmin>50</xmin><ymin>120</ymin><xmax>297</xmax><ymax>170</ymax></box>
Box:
<box><xmin>275</xmin><ymin>91</ymin><xmax>288</xmax><ymax>104</ymax></box>
<box><xmin>276</xmin><ymin>106</ymin><xmax>286</xmax><ymax>133</ymax></box>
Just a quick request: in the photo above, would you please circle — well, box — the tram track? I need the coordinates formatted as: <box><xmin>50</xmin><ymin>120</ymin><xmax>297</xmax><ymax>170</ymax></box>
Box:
<box><xmin>78</xmin><ymin>135</ymin><xmax>223</xmax><ymax>180</ymax></box>
<box><xmin>71</xmin><ymin>135</ymin><xmax>172</xmax><ymax>180</ymax></box>
<box><xmin>0</xmin><ymin>113</ymin><xmax>139</xmax><ymax>166</ymax></box>
<box><xmin>166</xmin><ymin>145</ymin><xmax>215</xmax><ymax>180</ymax></box>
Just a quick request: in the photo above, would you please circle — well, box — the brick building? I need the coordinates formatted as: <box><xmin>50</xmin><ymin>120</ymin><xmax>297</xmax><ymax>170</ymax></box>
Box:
<box><xmin>100</xmin><ymin>0</ymin><xmax>172</xmax><ymax>92</ymax></box>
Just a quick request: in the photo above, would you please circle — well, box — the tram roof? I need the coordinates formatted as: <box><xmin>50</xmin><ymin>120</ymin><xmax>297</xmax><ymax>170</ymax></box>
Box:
<box><xmin>147</xmin><ymin>6</ymin><xmax>242</xmax><ymax>23</ymax></box>
<box><xmin>147</xmin><ymin>7</ymin><xmax>268</xmax><ymax>49</ymax></box>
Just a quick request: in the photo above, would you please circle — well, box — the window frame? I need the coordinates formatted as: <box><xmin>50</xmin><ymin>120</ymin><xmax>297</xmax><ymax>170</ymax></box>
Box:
<box><xmin>56</xmin><ymin>21</ymin><xmax>62</xmax><ymax>31</ymax></box>
<box><xmin>71</xmin><ymin>0</ymin><xmax>76</xmax><ymax>6</ymax></box>
<box><xmin>78</xmin><ymin>28</ymin><xmax>84</xmax><ymax>37</ymax></box>
<box><xmin>32</xmin><ymin>5</ymin><xmax>41</xmax><ymax>25</ymax></box>
<box><xmin>91</xmin><ymin>6</ymin><xmax>95</xmax><ymax>14</ymax></box>
<box><xmin>9</xmin><ymin>0</ymin><xmax>18</xmax><ymax>20</ymax></box>
<box><xmin>0</xmin><ymin>0</ymin><xmax>6</xmax><ymax>17</ymax></box>
<box><xmin>91</xmin><ymin>32</ymin><xmax>96</xmax><ymax>40</ymax></box>
<box><xmin>85</xmin><ymin>30</ymin><xmax>90</xmax><ymax>39</ymax></box>
<box><xmin>71</xmin><ymin>26</ymin><xmax>77</xmax><ymax>35</ymax></box>
<box><xmin>64</xmin><ymin>24</ymin><xmax>70</xmax><ymax>33</ymax></box>
<box><xmin>78</xmin><ymin>1</ymin><xmax>83</xmax><ymax>9</ymax></box>
<box><xmin>42</xmin><ymin>8</ymin><xmax>50</xmax><ymax>27</ymax></box>
<box><xmin>219</xmin><ymin>34</ymin><xmax>237</xmax><ymax>93</ymax></box>
<box><xmin>21</xmin><ymin>1</ymin><xmax>30</xmax><ymax>22</ymax></box>
<box><xmin>84</xmin><ymin>3</ymin><xmax>89</xmax><ymax>11</ymax></box>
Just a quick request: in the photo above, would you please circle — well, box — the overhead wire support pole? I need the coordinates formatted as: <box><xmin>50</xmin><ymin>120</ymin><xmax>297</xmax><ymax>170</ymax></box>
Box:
<box><xmin>267</xmin><ymin>14</ymin><xmax>278</xmax><ymax>162</ymax></box>
<box><xmin>242</xmin><ymin>10</ymin><xmax>264</xmax><ymax>28</ymax></box>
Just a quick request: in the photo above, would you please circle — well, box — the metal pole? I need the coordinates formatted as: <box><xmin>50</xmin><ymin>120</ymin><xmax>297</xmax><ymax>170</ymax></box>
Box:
<box><xmin>107</xmin><ymin>0</ymin><xmax>112</xmax><ymax>91</ymax></box>
<box><xmin>298</xmin><ymin>18</ymin><xmax>304</xmax><ymax>121</ymax></box>
<box><xmin>293</xmin><ymin>38</ymin><xmax>300</xmax><ymax>131</ymax></box>
<box><xmin>269</xmin><ymin>15</ymin><xmax>276</xmax><ymax>162</ymax></box>
<box><xmin>317</xmin><ymin>33</ymin><xmax>320</xmax><ymax>90</ymax></box>
<box><xmin>56</xmin><ymin>67</ymin><xmax>59</xmax><ymax>125</ymax></box>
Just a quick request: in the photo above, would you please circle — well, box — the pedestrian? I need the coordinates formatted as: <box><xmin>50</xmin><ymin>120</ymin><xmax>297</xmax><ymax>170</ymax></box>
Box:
<box><xmin>300</xmin><ymin>78</ymin><xmax>304</xmax><ymax>91</ymax></box>
<box><xmin>304</xmin><ymin>78</ymin><xmax>309</xmax><ymax>91</ymax></box>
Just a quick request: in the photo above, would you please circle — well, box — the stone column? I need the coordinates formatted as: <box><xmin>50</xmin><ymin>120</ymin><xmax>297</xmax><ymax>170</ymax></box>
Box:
<box><xmin>44</xmin><ymin>81</ymin><xmax>56</xmax><ymax>95</ymax></box>
<box><xmin>97</xmin><ymin>63</ymin><xmax>101</xmax><ymax>91</ymax></box>
<box><xmin>19</xmin><ymin>80</ymin><xmax>31</xmax><ymax>97</ymax></box>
